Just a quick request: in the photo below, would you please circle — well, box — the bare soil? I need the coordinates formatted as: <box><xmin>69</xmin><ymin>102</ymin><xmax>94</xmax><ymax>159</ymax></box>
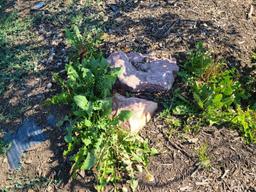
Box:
<box><xmin>0</xmin><ymin>0</ymin><xmax>256</xmax><ymax>191</ymax></box>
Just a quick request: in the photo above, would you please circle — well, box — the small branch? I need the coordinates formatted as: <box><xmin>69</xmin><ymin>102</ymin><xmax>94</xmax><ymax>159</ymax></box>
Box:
<box><xmin>248</xmin><ymin>4</ymin><xmax>254</xmax><ymax>19</ymax></box>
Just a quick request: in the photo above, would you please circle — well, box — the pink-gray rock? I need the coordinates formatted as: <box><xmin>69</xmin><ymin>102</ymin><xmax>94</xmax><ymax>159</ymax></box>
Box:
<box><xmin>112</xmin><ymin>93</ymin><xmax>158</xmax><ymax>133</ymax></box>
<box><xmin>108</xmin><ymin>51</ymin><xmax>179</xmax><ymax>92</ymax></box>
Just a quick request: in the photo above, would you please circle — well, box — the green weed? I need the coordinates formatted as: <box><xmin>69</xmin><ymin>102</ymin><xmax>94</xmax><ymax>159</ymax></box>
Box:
<box><xmin>197</xmin><ymin>144</ymin><xmax>211</xmax><ymax>169</ymax></box>
<box><xmin>0</xmin><ymin>131</ymin><xmax>8</xmax><ymax>156</ymax></box>
<box><xmin>0</xmin><ymin>176</ymin><xmax>60</xmax><ymax>191</ymax></box>
<box><xmin>48</xmin><ymin>25</ymin><xmax>157</xmax><ymax>191</ymax></box>
<box><xmin>0</xmin><ymin>140</ymin><xmax>7</xmax><ymax>155</ymax></box>
<box><xmin>183</xmin><ymin>42</ymin><xmax>214</xmax><ymax>78</ymax></box>
<box><xmin>231</xmin><ymin>107</ymin><xmax>256</xmax><ymax>143</ymax></box>
<box><xmin>167</xmin><ymin>42</ymin><xmax>256</xmax><ymax>144</ymax></box>
<box><xmin>252</xmin><ymin>50</ymin><xmax>256</xmax><ymax>62</ymax></box>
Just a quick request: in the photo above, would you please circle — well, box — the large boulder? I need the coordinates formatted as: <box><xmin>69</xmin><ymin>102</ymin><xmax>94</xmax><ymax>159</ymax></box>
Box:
<box><xmin>108</xmin><ymin>51</ymin><xmax>179</xmax><ymax>93</ymax></box>
<box><xmin>112</xmin><ymin>93</ymin><xmax>158</xmax><ymax>133</ymax></box>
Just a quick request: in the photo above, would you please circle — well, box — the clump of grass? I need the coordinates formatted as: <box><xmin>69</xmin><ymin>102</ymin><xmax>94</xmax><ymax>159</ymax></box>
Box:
<box><xmin>197</xmin><ymin>144</ymin><xmax>211</xmax><ymax>169</ymax></box>
<box><xmin>252</xmin><ymin>50</ymin><xmax>256</xmax><ymax>62</ymax></box>
<box><xmin>0</xmin><ymin>11</ymin><xmax>36</xmax><ymax>94</ymax></box>
<box><xmin>0</xmin><ymin>131</ymin><xmax>8</xmax><ymax>156</ymax></box>
<box><xmin>0</xmin><ymin>176</ymin><xmax>60</xmax><ymax>191</ymax></box>
<box><xmin>0</xmin><ymin>140</ymin><xmax>7</xmax><ymax>155</ymax></box>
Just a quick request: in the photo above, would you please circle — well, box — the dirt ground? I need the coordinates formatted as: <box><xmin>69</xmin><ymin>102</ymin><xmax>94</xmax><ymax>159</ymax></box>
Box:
<box><xmin>0</xmin><ymin>0</ymin><xmax>256</xmax><ymax>191</ymax></box>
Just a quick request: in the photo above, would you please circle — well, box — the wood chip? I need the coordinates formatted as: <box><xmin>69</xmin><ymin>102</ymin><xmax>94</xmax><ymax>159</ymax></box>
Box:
<box><xmin>248</xmin><ymin>4</ymin><xmax>254</xmax><ymax>19</ymax></box>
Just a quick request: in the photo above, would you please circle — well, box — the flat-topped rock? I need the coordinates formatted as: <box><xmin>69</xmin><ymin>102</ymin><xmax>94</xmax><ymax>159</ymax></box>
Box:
<box><xmin>108</xmin><ymin>51</ymin><xmax>179</xmax><ymax>92</ymax></box>
<box><xmin>113</xmin><ymin>93</ymin><xmax>158</xmax><ymax>133</ymax></box>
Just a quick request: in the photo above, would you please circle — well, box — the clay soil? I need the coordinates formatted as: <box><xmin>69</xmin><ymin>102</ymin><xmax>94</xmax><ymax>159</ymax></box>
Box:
<box><xmin>0</xmin><ymin>0</ymin><xmax>256</xmax><ymax>192</ymax></box>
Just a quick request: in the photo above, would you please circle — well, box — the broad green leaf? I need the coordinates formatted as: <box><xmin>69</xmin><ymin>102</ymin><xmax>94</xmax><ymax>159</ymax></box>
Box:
<box><xmin>47</xmin><ymin>92</ymin><xmax>69</xmax><ymax>105</ymax></box>
<box><xmin>64</xmin><ymin>134</ymin><xmax>72</xmax><ymax>143</ymax></box>
<box><xmin>92</xmin><ymin>99</ymin><xmax>111</xmax><ymax>111</ymax></box>
<box><xmin>82</xmin><ymin>138</ymin><xmax>91</xmax><ymax>146</ymax></box>
<box><xmin>74</xmin><ymin>95</ymin><xmax>89</xmax><ymax>110</ymax></box>
<box><xmin>212</xmin><ymin>94</ymin><xmax>223</xmax><ymax>108</ymax></box>
<box><xmin>131</xmin><ymin>152</ymin><xmax>144</xmax><ymax>163</ymax></box>
<box><xmin>117</xmin><ymin>110</ymin><xmax>132</xmax><ymax>122</ymax></box>
<box><xmin>81</xmin><ymin>151</ymin><xmax>96</xmax><ymax>170</ymax></box>
<box><xmin>66</xmin><ymin>64</ymin><xmax>79</xmax><ymax>82</ymax></box>
<box><xmin>193</xmin><ymin>92</ymin><xmax>204</xmax><ymax>109</ymax></box>
<box><xmin>150</xmin><ymin>148</ymin><xmax>158</xmax><ymax>155</ymax></box>
<box><xmin>82</xmin><ymin>119</ymin><xmax>92</xmax><ymax>127</ymax></box>
<box><xmin>64</xmin><ymin>126</ymin><xmax>73</xmax><ymax>143</ymax></box>
<box><xmin>172</xmin><ymin>104</ymin><xmax>192</xmax><ymax>115</ymax></box>
<box><xmin>130</xmin><ymin>179</ymin><xmax>138</xmax><ymax>192</ymax></box>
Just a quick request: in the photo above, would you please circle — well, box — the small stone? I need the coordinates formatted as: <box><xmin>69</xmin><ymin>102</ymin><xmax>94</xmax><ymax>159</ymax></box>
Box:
<box><xmin>3</xmin><ymin>157</ymin><xmax>7</xmax><ymax>164</ymax></box>
<box><xmin>24</xmin><ymin>159</ymin><xmax>32</xmax><ymax>164</ymax></box>
<box><xmin>51</xmin><ymin>40</ymin><xmax>59</xmax><ymax>46</ymax></box>
<box><xmin>112</xmin><ymin>94</ymin><xmax>158</xmax><ymax>133</ymax></box>
<box><xmin>46</xmin><ymin>82</ymin><xmax>52</xmax><ymax>89</ymax></box>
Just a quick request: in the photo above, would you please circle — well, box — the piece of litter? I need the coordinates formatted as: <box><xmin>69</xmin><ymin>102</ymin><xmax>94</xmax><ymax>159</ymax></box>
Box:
<box><xmin>221</xmin><ymin>169</ymin><xmax>230</xmax><ymax>179</ymax></box>
<box><xmin>196</xmin><ymin>181</ymin><xmax>209</xmax><ymax>186</ymax></box>
<box><xmin>46</xmin><ymin>82</ymin><xmax>52</xmax><ymax>89</ymax></box>
<box><xmin>32</xmin><ymin>2</ymin><xmax>46</xmax><ymax>10</ymax></box>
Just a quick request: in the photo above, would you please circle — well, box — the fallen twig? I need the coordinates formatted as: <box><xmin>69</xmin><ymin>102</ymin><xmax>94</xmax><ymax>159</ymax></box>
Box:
<box><xmin>248</xmin><ymin>4</ymin><xmax>254</xmax><ymax>19</ymax></box>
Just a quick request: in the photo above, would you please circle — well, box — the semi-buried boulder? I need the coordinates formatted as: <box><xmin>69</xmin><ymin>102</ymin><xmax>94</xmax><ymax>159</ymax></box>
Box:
<box><xmin>108</xmin><ymin>51</ymin><xmax>179</xmax><ymax>92</ymax></box>
<box><xmin>113</xmin><ymin>93</ymin><xmax>158</xmax><ymax>133</ymax></box>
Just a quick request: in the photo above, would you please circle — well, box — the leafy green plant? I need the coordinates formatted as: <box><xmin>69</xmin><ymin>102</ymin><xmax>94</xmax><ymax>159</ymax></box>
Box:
<box><xmin>231</xmin><ymin>107</ymin><xmax>256</xmax><ymax>143</ymax></box>
<box><xmin>167</xmin><ymin>42</ymin><xmax>256</xmax><ymax>144</ymax></box>
<box><xmin>193</xmin><ymin>66</ymin><xmax>245</xmax><ymax>125</ymax></box>
<box><xmin>183</xmin><ymin>42</ymin><xmax>213</xmax><ymax>78</ymax></box>
<box><xmin>49</xmin><ymin>25</ymin><xmax>156</xmax><ymax>191</ymax></box>
<box><xmin>197</xmin><ymin>144</ymin><xmax>211</xmax><ymax>169</ymax></box>
<box><xmin>65</xmin><ymin>25</ymin><xmax>103</xmax><ymax>62</ymax></box>
<box><xmin>0</xmin><ymin>131</ymin><xmax>8</xmax><ymax>156</ymax></box>
<box><xmin>0</xmin><ymin>176</ymin><xmax>60</xmax><ymax>191</ymax></box>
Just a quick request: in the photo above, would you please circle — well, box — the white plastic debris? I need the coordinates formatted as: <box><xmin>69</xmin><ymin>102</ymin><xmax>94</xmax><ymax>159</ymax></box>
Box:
<box><xmin>32</xmin><ymin>2</ymin><xmax>46</xmax><ymax>10</ymax></box>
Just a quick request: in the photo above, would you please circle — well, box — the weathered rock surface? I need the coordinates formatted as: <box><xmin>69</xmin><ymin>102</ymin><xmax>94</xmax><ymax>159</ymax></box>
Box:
<box><xmin>113</xmin><ymin>93</ymin><xmax>158</xmax><ymax>133</ymax></box>
<box><xmin>108</xmin><ymin>51</ymin><xmax>179</xmax><ymax>92</ymax></box>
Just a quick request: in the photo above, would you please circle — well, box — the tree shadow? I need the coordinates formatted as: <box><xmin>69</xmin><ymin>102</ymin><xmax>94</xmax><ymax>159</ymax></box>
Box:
<box><xmin>103</xmin><ymin>1</ymin><xmax>244</xmax><ymax>67</ymax></box>
<box><xmin>105</xmin><ymin>0</ymin><xmax>141</xmax><ymax>15</ymax></box>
